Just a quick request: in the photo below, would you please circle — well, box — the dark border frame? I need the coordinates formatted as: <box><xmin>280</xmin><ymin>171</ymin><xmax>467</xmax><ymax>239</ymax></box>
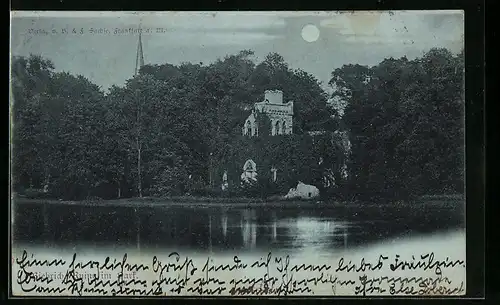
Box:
<box><xmin>7</xmin><ymin>0</ymin><xmax>485</xmax><ymax>302</ymax></box>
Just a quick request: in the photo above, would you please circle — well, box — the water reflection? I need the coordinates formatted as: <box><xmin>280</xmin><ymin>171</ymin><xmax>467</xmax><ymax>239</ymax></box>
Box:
<box><xmin>272</xmin><ymin>211</ymin><xmax>277</xmax><ymax>242</ymax></box>
<box><xmin>221</xmin><ymin>212</ymin><xmax>228</xmax><ymax>238</ymax></box>
<box><xmin>12</xmin><ymin>201</ymin><xmax>464</xmax><ymax>253</ymax></box>
<box><xmin>282</xmin><ymin>217</ymin><xmax>349</xmax><ymax>252</ymax></box>
<box><xmin>241</xmin><ymin>209</ymin><xmax>257</xmax><ymax>250</ymax></box>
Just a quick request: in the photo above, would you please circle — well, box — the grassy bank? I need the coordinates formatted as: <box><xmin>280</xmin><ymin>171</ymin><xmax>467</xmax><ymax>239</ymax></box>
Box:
<box><xmin>12</xmin><ymin>193</ymin><xmax>464</xmax><ymax>209</ymax></box>
<box><xmin>12</xmin><ymin>195</ymin><xmax>315</xmax><ymax>208</ymax></box>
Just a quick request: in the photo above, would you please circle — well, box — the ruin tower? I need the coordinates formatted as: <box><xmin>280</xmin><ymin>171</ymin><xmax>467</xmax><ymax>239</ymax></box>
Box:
<box><xmin>242</xmin><ymin>90</ymin><xmax>294</xmax><ymax>136</ymax></box>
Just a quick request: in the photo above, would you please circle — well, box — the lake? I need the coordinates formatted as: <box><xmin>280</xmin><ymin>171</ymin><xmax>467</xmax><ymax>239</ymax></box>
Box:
<box><xmin>11</xmin><ymin>199</ymin><xmax>467</xmax><ymax>296</ymax></box>
<box><xmin>12</xmin><ymin>198</ymin><xmax>465</xmax><ymax>253</ymax></box>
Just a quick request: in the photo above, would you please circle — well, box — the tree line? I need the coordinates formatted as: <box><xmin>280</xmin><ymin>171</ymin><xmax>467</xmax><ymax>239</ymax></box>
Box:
<box><xmin>10</xmin><ymin>48</ymin><xmax>464</xmax><ymax>202</ymax></box>
<box><xmin>332</xmin><ymin>48</ymin><xmax>464</xmax><ymax>200</ymax></box>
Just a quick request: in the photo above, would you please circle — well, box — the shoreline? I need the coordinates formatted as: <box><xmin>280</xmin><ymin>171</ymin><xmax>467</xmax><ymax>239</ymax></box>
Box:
<box><xmin>12</xmin><ymin>194</ymin><xmax>464</xmax><ymax>208</ymax></box>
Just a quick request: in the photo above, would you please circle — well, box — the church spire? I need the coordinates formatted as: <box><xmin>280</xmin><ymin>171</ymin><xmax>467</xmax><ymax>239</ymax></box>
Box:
<box><xmin>134</xmin><ymin>25</ymin><xmax>145</xmax><ymax>76</ymax></box>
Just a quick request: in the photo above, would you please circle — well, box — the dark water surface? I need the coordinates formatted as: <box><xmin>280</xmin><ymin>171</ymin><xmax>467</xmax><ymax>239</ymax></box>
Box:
<box><xmin>12</xmin><ymin>199</ymin><xmax>464</xmax><ymax>253</ymax></box>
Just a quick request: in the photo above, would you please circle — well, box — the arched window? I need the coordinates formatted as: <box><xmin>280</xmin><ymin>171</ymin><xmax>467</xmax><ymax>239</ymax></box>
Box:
<box><xmin>246</xmin><ymin>121</ymin><xmax>252</xmax><ymax>136</ymax></box>
<box><xmin>244</xmin><ymin>159</ymin><xmax>256</xmax><ymax>172</ymax></box>
<box><xmin>275</xmin><ymin>121</ymin><xmax>281</xmax><ymax>135</ymax></box>
<box><xmin>282</xmin><ymin>121</ymin><xmax>287</xmax><ymax>134</ymax></box>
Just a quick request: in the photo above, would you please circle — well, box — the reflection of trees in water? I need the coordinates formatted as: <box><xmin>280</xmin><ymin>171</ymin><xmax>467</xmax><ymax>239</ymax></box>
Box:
<box><xmin>272</xmin><ymin>211</ymin><xmax>277</xmax><ymax>242</ymax></box>
<box><xmin>135</xmin><ymin>208</ymin><xmax>140</xmax><ymax>251</ymax></box>
<box><xmin>221</xmin><ymin>212</ymin><xmax>228</xmax><ymax>238</ymax></box>
<box><xmin>17</xmin><ymin>203</ymin><xmax>464</xmax><ymax>252</ymax></box>
<box><xmin>343</xmin><ymin>225</ymin><xmax>347</xmax><ymax>248</ymax></box>
<box><xmin>204</xmin><ymin>208</ymin><xmax>284</xmax><ymax>251</ymax></box>
<box><xmin>240</xmin><ymin>209</ymin><xmax>257</xmax><ymax>250</ymax></box>
<box><xmin>14</xmin><ymin>205</ymin><xmax>321</xmax><ymax>251</ymax></box>
<box><xmin>196</xmin><ymin>209</ymin><xmax>339</xmax><ymax>251</ymax></box>
<box><xmin>208</xmin><ymin>213</ymin><xmax>212</xmax><ymax>251</ymax></box>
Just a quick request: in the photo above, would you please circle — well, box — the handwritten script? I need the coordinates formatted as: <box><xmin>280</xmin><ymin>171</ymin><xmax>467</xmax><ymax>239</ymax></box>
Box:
<box><xmin>12</xmin><ymin>250</ymin><xmax>465</xmax><ymax>296</ymax></box>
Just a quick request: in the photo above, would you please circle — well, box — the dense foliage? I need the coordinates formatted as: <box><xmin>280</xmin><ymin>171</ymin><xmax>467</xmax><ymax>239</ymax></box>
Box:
<box><xmin>11</xmin><ymin>47</ymin><xmax>464</xmax><ymax>201</ymax></box>
<box><xmin>210</xmin><ymin>128</ymin><xmax>345</xmax><ymax>199</ymax></box>
<box><xmin>330</xmin><ymin>49</ymin><xmax>465</xmax><ymax>200</ymax></box>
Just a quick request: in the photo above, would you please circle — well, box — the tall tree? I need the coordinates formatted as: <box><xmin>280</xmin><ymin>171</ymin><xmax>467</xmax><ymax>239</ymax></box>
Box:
<box><xmin>335</xmin><ymin>48</ymin><xmax>464</xmax><ymax>200</ymax></box>
<box><xmin>11</xmin><ymin>55</ymin><xmax>55</xmax><ymax>191</ymax></box>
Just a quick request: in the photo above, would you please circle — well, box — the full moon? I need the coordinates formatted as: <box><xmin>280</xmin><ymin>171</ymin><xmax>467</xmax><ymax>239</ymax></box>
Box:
<box><xmin>301</xmin><ymin>24</ymin><xmax>320</xmax><ymax>42</ymax></box>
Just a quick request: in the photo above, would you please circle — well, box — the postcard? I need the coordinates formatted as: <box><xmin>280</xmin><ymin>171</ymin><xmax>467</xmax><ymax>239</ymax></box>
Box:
<box><xmin>10</xmin><ymin>10</ymin><xmax>465</xmax><ymax>297</ymax></box>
